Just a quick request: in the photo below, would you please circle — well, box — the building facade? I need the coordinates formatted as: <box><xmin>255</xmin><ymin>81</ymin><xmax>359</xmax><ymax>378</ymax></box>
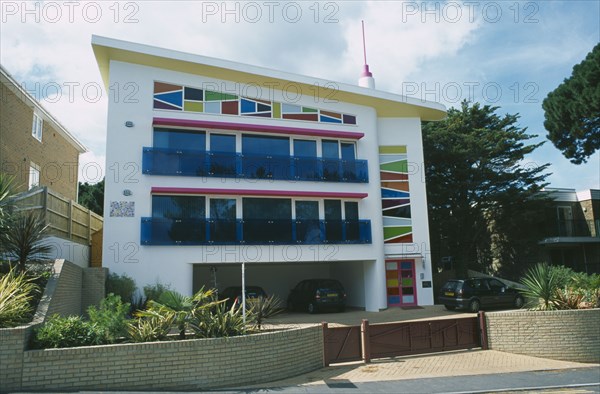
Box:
<box><xmin>93</xmin><ymin>36</ymin><xmax>446</xmax><ymax>311</ymax></box>
<box><xmin>540</xmin><ymin>188</ymin><xmax>600</xmax><ymax>274</ymax></box>
<box><xmin>0</xmin><ymin>65</ymin><xmax>87</xmax><ymax>201</ymax></box>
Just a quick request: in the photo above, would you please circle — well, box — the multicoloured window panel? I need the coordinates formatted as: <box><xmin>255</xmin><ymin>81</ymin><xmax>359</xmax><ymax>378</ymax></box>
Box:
<box><xmin>153</xmin><ymin>81</ymin><xmax>357</xmax><ymax>125</ymax></box>
<box><xmin>380</xmin><ymin>145</ymin><xmax>413</xmax><ymax>243</ymax></box>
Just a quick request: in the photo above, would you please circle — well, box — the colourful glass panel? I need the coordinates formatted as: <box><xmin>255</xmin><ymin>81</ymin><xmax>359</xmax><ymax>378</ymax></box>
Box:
<box><xmin>401</xmin><ymin>261</ymin><xmax>412</xmax><ymax>269</ymax></box>
<box><xmin>184</xmin><ymin>101</ymin><xmax>204</xmax><ymax>112</ymax></box>
<box><xmin>273</xmin><ymin>102</ymin><xmax>281</xmax><ymax>118</ymax></box>
<box><xmin>402</xmin><ymin>278</ymin><xmax>413</xmax><ymax>286</ymax></box>
<box><xmin>381</xmin><ymin>189</ymin><xmax>410</xmax><ymax>199</ymax></box>
<box><xmin>204</xmin><ymin>102</ymin><xmax>221</xmax><ymax>114</ymax></box>
<box><xmin>386</xmin><ymin>234</ymin><xmax>413</xmax><ymax>243</ymax></box>
<box><xmin>380</xmin><ymin>172</ymin><xmax>409</xmax><ymax>181</ymax></box>
<box><xmin>387</xmin><ymin>287</ymin><xmax>399</xmax><ymax>296</ymax></box>
<box><xmin>380</xmin><ymin>160</ymin><xmax>409</xmax><ymax>173</ymax></box>
<box><xmin>383</xmin><ymin>226</ymin><xmax>412</xmax><ymax>240</ymax></box>
<box><xmin>388</xmin><ymin>295</ymin><xmax>400</xmax><ymax>304</ymax></box>
<box><xmin>154</xmin><ymin>82</ymin><xmax>182</xmax><ymax>94</ymax></box>
<box><xmin>221</xmin><ymin>101</ymin><xmax>239</xmax><ymax>115</ymax></box>
<box><xmin>154</xmin><ymin>91</ymin><xmax>183</xmax><ymax>107</ymax></box>
<box><xmin>154</xmin><ymin>100</ymin><xmax>181</xmax><ymax>111</ymax></box>
<box><xmin>382</xmin><ymin>199</ymin><xmax>410</xmax><ymax>209</ymax></box>
<box><xmin>302</xmin><ymin>107</ymin><xmax>318</xmax><ymax>113</ymax></box>
<box><xmin>387</xmin><ymin>279</ymin><xmax>399</xmax><ymax>287</ymax></box>
<box><xmin>385</xmin><ymin>262</ymin><xmax>397</xmax><ymax>270</ymax></box>
<box><xmin>282</xmin><ymin>113</ymin><xmax>319</xmax><ymax>121</ymax></box>
<box><xmin>402</xmin><ymin>295</ymin><xmax>415</xmax><ymax>303</ymax></box>
<box><xmin>386</xmin><ymin>270</ymin><xmax>397</xmax><ymax>279</ymax></box>
<box><xmin>381</xmin><ymin>182</ymin><xmax>410</xmax><ymax>192</ymax></box>
<box><xmin>241</xmin><ymin>98</ymin><xmax>256</xmax><ymax>113</ymax></box>
<box><xmin>320</xmin><ymin>115</ymin><xmax>343</xmax><ymax>123</ymax></box>
<box><xmin>379</xmin><ymin>146</ymin><xmax>407</xmax><ymax>154</ymax></box>
<box><xmin>257</xmin><ymin>103</ymin><xmax>271</xmax><ymax>112</ymax></box>
<box><xmin>205</xmin><ymin>90</ymin><xmax>238</xmax><ymax>101</ymax></box>
<box><xmin>184</xmin><ymin>87</ymin><xmax>203</xmax><ymax>101</ymax></box>
<box><xmin>343</xmin><ymin>114</ymin><xmax>357</xmax><ymax>125</ymax></box>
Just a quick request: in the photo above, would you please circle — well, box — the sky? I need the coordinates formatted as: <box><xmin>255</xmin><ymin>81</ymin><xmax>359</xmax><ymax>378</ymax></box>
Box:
<box><xmin>1</xmin><ymin>0</ymin><xmax>599</xmax><ymax>190</ymax></box>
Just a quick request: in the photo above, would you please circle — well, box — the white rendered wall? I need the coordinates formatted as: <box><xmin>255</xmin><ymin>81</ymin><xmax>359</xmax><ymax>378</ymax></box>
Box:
<box><xmin>102</xmin><ymin>61</ymin><xmax>387</xmax><ymax>310</ymax></box>
<box><xmin>377</xmin><ymin>118</ymin><xmax>434</xmax><ymax>306</ymax></box>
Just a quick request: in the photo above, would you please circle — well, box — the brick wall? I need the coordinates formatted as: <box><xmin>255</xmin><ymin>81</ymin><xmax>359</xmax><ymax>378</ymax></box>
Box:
<box><xmin>19</xmin><ymin>326</ymin><xmax>323</xmax><ymax>391</ymax></box>
<box><xmin>82</xmin><ymin>267</ymin><xmax>107</xmax><ymax>313</ymax></box>
<box><xmin>0</xmin><ymin>325</ymin><xmax>36</xmax><ymax>391</ymax></box>
<box><xmin>485</xmin><ymin>309</ymin><xmax>600</xmax><ymax>363</ymax></box>
<box><xmin>0</xmin><ymin>82</ymin><xmax>80</xmax><ymax>201</ymax></box>
<box><xmin>45</xmin><ymin>260</ymin><xmax>83</xmax><ymax>318</ymax></box>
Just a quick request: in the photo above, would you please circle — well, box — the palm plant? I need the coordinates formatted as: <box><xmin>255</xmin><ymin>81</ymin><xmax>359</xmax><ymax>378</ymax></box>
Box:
<box><xmin>144</xmin><ymin>288</ymin><xmax>223</xmax><ymax>339</ymax></box>
<box><xmin>127</xmin><ymin>309</ymin><xmax>176</xmax><ymax>342</ymax></box>
<box><xmin>520</xmin><ymin>263</ymin><xmax>560</xmax><ymax>310</ymax></box>
<box><xmin>246</xmin><ymin>295</ymin><xmax>283</xmax><ymax>330</ymax></box>
<box><xmin>191</xmin><ymin>301</ymin><xmax>247</xmax><ymax>338</ymax></box>
<box><xmin>1</xmin><ymin>211</ymin><xmax>51</xmax><ymax>272</ymax></box>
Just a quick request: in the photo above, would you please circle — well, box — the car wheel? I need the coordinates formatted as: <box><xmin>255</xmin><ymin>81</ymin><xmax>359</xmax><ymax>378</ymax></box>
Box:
<box><xmin>308</xmin><ymin>302</ymin><xmax>317</xmax><ymax>314</ymax></box>
<box><xmin>468</xmin><ymin>299</ymin><xmax>480</xmax><ymax>313</ymax></box>
<box><xmin>444</xmin><ymin>305</ymin><xmax>456</xmax><ymax>311</ymax></box>
<box><xmin>514</xmin><ymin>296</ymin><xmax>524</xmax><ymax>309</ymax></box>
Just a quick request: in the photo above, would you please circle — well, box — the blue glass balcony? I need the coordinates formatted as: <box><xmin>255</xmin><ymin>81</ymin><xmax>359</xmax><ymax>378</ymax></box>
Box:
<box><xmin>141</xmin><ymin>218</ymin><xmax>372</xmax><ymax>245</ymax></box>
<box><xmin>142</xmin><ymin>147</ymin><xmax>369</xmax><ymax>183</ymax></box>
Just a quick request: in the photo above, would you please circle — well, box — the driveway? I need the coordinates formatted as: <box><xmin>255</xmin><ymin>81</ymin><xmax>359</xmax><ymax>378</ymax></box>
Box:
<box><xmin>264</xmin><ymin>304</ymin><xmax>475</xmax><ymax>328</ymax></box>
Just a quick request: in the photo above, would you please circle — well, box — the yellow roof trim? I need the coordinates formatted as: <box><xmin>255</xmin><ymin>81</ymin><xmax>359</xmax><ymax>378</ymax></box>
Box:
<box><xmin>92</xmin><ymin>36</ymin><xmax>446</xmax><ymax>121</ymax></box>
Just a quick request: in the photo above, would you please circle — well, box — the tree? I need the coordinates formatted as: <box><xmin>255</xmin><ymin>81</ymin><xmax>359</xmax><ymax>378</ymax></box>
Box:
<box><xmin>423</xmin><ymin>101</ymin><xmax>551</xmax><ymax>279</ymax></box>
<box><xmin>542</xmin><ymin>43</ymin><xmax>600</xmax><ymax>164</ymax></box>
<box><xmin>78</xmin><ymin>179</ymin><xmax>104</xmax><ymax>216</ymax></box>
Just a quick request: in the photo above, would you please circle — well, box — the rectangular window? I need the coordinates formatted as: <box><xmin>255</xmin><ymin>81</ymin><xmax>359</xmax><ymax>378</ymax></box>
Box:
<box><xmin>152</xmin><ymin>195</ymin><xmax>206</xmax><ymax>219</ymax></box>
<box><xmin>242</xmin><ymin>198</ymin><xmax>292</xmax><ymax>242</ymax></box>
<box><xmin>324</xmin><ymin>199</ymin><xmax>343</xmax><ymax>241</ymax></box>
<box><xmin>151</xmin><ymin>195</ymin><xmax>206</xmax><ymax>243</ymax></box>
<box><xmin>295</xmin><ymin>201</ymin><xmax>320</xmax><ymax>243</ymax></box>
<box><xmin>154</xmin><ymin>128</ymin><xmax>206</xmax><ymax>151</ymax></box>
<box><xmin>210</xmin><ymin>133</ymin><xmax>237</xmax><ymax>176</ymax></box>
<box><xmin>28</xmin><ymin>163</ymin><xmax>40</xmax><ymax>190</ymax></box>
<box><xmin>32</xmin><ymin>113</ymin><xmax>43</xmax><ymax>142</ymax></box>
<box><xmin>242</xmin><ymin>135</ymin><xmax>290</xmax><ymax>179</ymax></box>
<box><xmin>322</xmin><ymin>140</ymin><xmax>340</xmax><ymax>181</ymax></box>
<box><xmin>210</xmin><ymin>198</ymin><xmax>236</xmax><ymax>242</ymax></box>
<box><xmin>344</xmin><ymin>201</ymin><xmax>359</xmax><ymax>241</ymax></box>
<box><xmin>293</xmin><ymin>139</ymin><xmax>318</xmax><ymax>180</ymax></box>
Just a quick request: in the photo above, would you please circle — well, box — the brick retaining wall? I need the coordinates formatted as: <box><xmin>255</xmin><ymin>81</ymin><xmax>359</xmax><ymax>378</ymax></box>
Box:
<box><xmin>19</xmin><ymin>326</ymin><xmax>323</xmax><ymax>391</ymax></box>
<box><xmin>485</xmin><ymin>309</ymin><xmax>600</xmax><ymax>363</ymax></box>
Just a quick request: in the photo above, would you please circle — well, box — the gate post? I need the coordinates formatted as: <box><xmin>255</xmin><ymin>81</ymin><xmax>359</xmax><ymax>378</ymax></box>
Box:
<box><xmin>322</xmin><ymin>322</ymin><xmax>329</xmax><ymax>367</ymax></box>
<box><xmin>478</xmin><ymin>311</ymin><xmax>488</xmax><ymax>350</ymax></box>
<box><xmin>361</xmin><ymin>319</ymin><xmax>371</xmax><ymax>363</ymax></box>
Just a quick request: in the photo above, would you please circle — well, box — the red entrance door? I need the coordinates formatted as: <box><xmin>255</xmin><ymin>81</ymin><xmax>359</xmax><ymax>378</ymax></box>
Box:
<box><xmin>385</xmin><ymin>259</ymin><xmax>417</xmax><ymax>306</ymax></box>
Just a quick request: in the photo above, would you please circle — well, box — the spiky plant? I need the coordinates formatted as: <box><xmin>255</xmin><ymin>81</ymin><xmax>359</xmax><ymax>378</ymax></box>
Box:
<box><xmin>520</xmin><ymin>263</ymin><xmax>560</xmax><ymax>310</ymax></box>
<box><xmin>246</xmin><ymin>295</ymin><xmax>283</xmax><ymax>330</ymax></box>
<box><xmin>0</xmin><ymin>269</ymin><xmax>39</xmax><ymax>328</ymax></box>
<box><xmin>1</xmin><ymin>211</ymin><xmax>51</xmax><ymax>272</ymax></box>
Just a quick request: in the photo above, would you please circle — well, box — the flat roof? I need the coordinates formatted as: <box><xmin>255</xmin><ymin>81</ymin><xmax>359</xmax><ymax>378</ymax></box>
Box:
<box><xmin>0</xmin><ymin>65</ymin><xmax>88</xmax><ymax>154</ymax></box>
<box><xmin>91</xmin><ymin>35</ymin><xmax>447</xmax><ymax>121</ymax></box>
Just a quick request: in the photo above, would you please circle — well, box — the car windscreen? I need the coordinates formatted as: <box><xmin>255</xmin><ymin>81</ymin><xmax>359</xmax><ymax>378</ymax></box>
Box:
<box><xmin>442</xmin><ymin>281</ymin><xmax>462</xmax><ymax>292</ymax></box>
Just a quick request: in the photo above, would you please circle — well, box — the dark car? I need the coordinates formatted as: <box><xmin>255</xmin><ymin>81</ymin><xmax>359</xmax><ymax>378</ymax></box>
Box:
<box><xmin>219</xmin><ymin>286</ymin><xmax>267</xmax><ymax>308</ymax></box>
<box><xmin>287</xmin><ymin>279</ymin><xmax>346</xmax><ymax>313</ymax></box>
<box><xmin>438</xmin><ymin>277</ymin><xmax>524</xmax><ymax>312</ymax></box>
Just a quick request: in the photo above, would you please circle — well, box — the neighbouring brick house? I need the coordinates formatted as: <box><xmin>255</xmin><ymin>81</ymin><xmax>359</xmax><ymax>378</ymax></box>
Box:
<box><xmin>0</xmin><ymin>64</ymin><xmax>87</xmax><ymax>201</ymax></box>
<box><xmin>539</xmin><ymin>188</ymin><xmax>600</xmax><ymax>273</ymax></box>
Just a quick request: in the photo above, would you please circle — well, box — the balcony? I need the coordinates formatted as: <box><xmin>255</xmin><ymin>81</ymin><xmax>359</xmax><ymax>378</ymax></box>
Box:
<box><xmin>543</xmin><ymin>219</ymin><xmax>600</xmax><ymax>238</ymax></box>
<box><xmin>141</xmin><ymin>217</ymin><xmax>372</xmax><ymax>245</ymax></box>
<box><xmin>142</xmin><ymin>147</ymin><xmax>369</xmax><ymax>183</ymax></box>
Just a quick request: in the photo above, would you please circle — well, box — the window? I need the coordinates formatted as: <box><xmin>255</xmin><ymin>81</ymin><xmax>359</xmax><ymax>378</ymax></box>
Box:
<box><xmin>209</xmin><ymin>134</ymin><xmax>236</xmax><ymax>176</ymax></box>
<box><xmin>324</xmin><ymin>200</ymin><xmax>343</xmax><ymax>241</ymax></box>
<box><xmin>32</xmin><ymin>113</ymin><xmax>43</xmax><ymax>142</ymax></box>
<box><xmin>152</xmin><ymin>195</ymin><xmax>205</xmax><ymax>219</ymax></box>
<box><xmin>210</xmin><ymin>198</ymin><xmax>236</xmax><ymax>242</ymax></box>
<box><xmin>242</xmin><ymin>135</ymin><xmax>290</xmax><ymax>179</ymax></box>
<box><xmin>242</xmin><ymin>198</ymin><xmax>292</xmax><ymax>242</ymax></box>
<box><xmin>151</xmin><ymin>195</ymin><xmax>206</xmax><ymax>243</ymax></box>
<box><xmin>154</xmin><ymin>128</ymin><xmax>205</xmax><ymax>151</ymax></box>
<box><xmin>295</xmin><ymin>201</ymin><xmax>320</xmax><ymax>243</ymax></box>
<box><xmin>293</xmin><ymin>139</ymin><xmax>318</xmax><ymax>180</ymax></box>
<box><xmin>344</xmin><ymin>201</ymin><xmax>359</xmax><ymax>241</ymax></box>
<box><xmin>28</xmin><ymin>163</ymin><xmax>40</xmax><ymax>190</ymax></box>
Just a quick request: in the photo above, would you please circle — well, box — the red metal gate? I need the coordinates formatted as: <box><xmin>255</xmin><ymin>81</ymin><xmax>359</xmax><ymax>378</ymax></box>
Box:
<box><xmin>323</xmin><ymin>316</ymin><xmax>482</xmax><ymax>366</ymax></box>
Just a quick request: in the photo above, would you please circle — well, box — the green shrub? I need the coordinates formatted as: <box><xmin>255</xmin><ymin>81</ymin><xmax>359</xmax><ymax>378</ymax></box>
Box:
<box><xmin>0</xmin><ymin>269</ymin><xmax>39</xmax><ymax>328</ymax></box>
<box><xmin>520</xmin><ymin>263</ymin><xmax>560</xmax><ymax>310</ymax></box>
<box><xmin>127</xmin><ymin>309</ymin><xmax>175</xmax><ymax>342</ymax></box>
<box><xmin>106</xmin><ymin>272</ymin><xmax>136</xmax><ymax>303</ymax></box>
<box><xmin>87</xmin><ymin>294</ymin><xmax>130</xmax><ymax>343</ymax></box>
<box><xmin>33</xmin><ymin>315</ymin><xmax>103</xmax><ymax>348</ymax></box>
<box><xmin>143</xmin><ymin>282</ymin><xmax>170</xmax><ymax>302</ymax></box>
<box><xmin>191</xmin><ymin>302</ymin><xmax>247</xmax><ymax>338</ymax></box>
